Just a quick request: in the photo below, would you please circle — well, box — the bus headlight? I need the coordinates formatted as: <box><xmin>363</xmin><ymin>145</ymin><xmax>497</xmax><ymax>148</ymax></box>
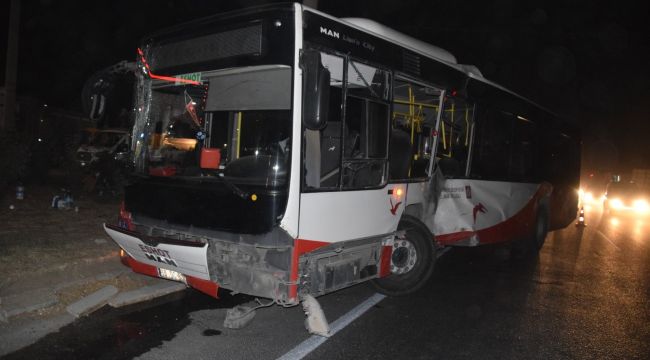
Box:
<box><xmin>633</xmin><ymin>199</ymin><xmax>649</xmax><ymax>213</ymax></box>
<box><xmin>610</xmin><ymin>198</ymin><xmax>623</xmax><ymax>210</ymax></box>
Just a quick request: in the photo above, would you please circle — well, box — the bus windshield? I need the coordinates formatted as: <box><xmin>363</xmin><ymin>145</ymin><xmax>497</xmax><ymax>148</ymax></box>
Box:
<box><xmin>132</xmin><ymin>65</ymin><xmax>293</xmax><ymax>188</ymax></box>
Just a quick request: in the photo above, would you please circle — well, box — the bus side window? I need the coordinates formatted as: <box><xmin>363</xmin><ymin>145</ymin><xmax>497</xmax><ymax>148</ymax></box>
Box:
<box><xmin>510</xmin><ymin>117</ymin><xmax>537</xmax><ymax>182</ymax></box>
<box><xmin>304</xmin><ymin>52</ymin><xmax>344</xmax><ymax>190</ymax></box>
<box><xmin>390</xmin><ymin>80</ymin><xmax>442</xmax><ymax>180</ymax></box>
<box><xmin>437</xmin><ymin>97</ymin><xmax>474</xmax><ymax>178</ymax></box>
<box><xmin>471</xmin><ymin>108</ymin><xmax>513</xmax><ymax>180</ymax></box>
<box><xmin>339</xmin><ymin>59</ymin><xmax>391</xmax><ymax>189</ymax></box>
<box><xmin>342</xmin><ymin>97</ymin><xmax>390</xmax><ymax>188</ymax></box>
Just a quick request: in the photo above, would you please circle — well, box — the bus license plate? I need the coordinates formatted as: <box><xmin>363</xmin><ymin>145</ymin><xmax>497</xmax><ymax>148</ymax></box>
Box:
<box><xmin>158</xmin><ymin>268</ymin><xmax>186</xmax><ymax>283</ymax></box>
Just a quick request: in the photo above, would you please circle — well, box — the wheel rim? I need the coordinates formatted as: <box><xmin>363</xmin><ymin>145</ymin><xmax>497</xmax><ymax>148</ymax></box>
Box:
<box><xmin>391</xmin><ymin>238</ymin><xmax>418</xmax><ymax>275</ymax></box>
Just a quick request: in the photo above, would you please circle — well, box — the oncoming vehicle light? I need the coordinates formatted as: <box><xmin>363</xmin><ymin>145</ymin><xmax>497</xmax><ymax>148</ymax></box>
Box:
<box><xmin>610</xmin><ymin>198</ymin><xmax>624</xmax><ymax>210</ymax></box>
<box><xmin>633</xmin><ymin>199</ymin><xmax>649</xmax><ymax>213</ymax></box>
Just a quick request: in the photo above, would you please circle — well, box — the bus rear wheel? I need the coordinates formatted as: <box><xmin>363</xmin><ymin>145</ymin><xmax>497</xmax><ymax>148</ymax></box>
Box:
<box><xmin>513</xmin><ymin>204</ymin><xmax>549</xmax><ymax>257</ymax></box>
<box><xmin>372</xmin><ymin>216</ymin><xmax>435</xmax><ymax>296</ymax></box>
<box><xmin>531</xmin><ymin>205</ymin><xmax>549</xmax><ymax>251</ymax></box>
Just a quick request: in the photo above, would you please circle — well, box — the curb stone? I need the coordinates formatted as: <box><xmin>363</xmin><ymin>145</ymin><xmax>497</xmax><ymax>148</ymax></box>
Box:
<box><xmin>108</xmin><ymin>281</ymin><xmax>187</xmax><ymax>307</ymax></box>
<box><xmin>66</xmin><ymin>285</ymin><xmax>119</xmax><ymax>317</ymax></box>
<box><xmin>0</xmin><ymin>288</ymin><xmax>58</xmax><ymax>320</ymax></box>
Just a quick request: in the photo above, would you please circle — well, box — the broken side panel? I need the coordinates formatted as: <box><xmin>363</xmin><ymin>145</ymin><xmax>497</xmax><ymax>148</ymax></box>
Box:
<box><xmin>206</xmin><ymin>236</ymin><xmax>293</xmax><ymax>303</ymax></box>
<box><xmin>298</xmin><ymin>236</ymin><xmax>389</xmax><ymax>297</ymax></box>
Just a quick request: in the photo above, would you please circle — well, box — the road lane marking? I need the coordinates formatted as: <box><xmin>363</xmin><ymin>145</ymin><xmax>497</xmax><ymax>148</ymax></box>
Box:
<box><xmin>276</xmin><ymin>293</ymin><xmax>386</xmax><ymax>360</ymax></box>
<box><xmin>596</xmin><ymin>230</ymin><xmax>621</xmax><ymax>250</ymax></box>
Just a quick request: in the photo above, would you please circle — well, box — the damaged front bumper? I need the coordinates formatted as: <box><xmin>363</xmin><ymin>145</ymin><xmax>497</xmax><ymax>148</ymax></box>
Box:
<box><xmin>105</xmin><ymin>223</ymin><xmax>394</xmax><ymax>306</ymax></box>
<box><xmin>104</xmin><ymin>223</ymin><xmax>293</xmax><ymax>303</ymax></box>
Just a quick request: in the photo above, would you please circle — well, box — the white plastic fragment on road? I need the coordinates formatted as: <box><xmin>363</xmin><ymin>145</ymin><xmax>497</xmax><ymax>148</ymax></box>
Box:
<box><xmin>301</xmin><ymin>294</ymin><xmax>330</xmax><ymax>337</ymax></box>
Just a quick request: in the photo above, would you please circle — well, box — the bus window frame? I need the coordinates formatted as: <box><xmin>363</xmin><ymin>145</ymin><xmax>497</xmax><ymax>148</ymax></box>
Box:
<box><xmin>301</xmin><ymin>46</ymin><xmax>394</xmax><ymax>192</ymax></box>
<box><xmin>436</xmin><ymin>95</ymin><xmax>477</xmax><ymax>179</ymax></box>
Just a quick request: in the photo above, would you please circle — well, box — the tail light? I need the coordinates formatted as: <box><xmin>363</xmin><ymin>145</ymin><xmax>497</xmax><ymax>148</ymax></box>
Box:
<box><xmin>119</xmin><ymin>248</ymin><xmax>130</xmax><ymax>267</ymax></box>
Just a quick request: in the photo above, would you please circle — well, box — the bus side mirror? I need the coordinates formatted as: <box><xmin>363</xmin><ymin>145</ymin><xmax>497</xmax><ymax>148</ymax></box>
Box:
<box><xmin>301</xmin><ymin>50</ymin><xmax>330</xmax><ymax>130</ymax></box>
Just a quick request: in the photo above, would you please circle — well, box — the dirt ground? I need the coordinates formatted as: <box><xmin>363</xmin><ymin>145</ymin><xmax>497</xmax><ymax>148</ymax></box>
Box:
<box><xmin>0</xmin><ymin>183</ymin><xmax>121</xmax><ymax>293</ymax></box>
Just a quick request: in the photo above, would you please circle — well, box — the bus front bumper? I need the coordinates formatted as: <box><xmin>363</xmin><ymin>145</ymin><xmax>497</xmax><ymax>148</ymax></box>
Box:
<box><xmin>105</xmin><ymin>223</ymin><xmax>219</xmax><ymax>298</ymax></box>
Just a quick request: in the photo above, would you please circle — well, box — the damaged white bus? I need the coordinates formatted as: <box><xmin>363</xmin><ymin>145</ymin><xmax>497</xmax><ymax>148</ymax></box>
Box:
<box><xmin>104</xmin><ymin>3</ymin><xmax>580</xmax><ymax>334</ymax></box>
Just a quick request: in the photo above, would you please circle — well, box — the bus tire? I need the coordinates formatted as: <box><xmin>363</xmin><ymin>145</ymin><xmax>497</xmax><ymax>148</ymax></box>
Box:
<box><xmin>513</xmin><ymin>203</ymin><xmax>549</xmax><ymax>258</ymax></box>
<box><xmin>371</xmin><ymin>215</ymin><xmax>436</xmax><ymax>296</ymax></box>
<box><xmin>531</xmin><ymin>204</ymin><xmax>549</xmax><ymax>251</ymax></box>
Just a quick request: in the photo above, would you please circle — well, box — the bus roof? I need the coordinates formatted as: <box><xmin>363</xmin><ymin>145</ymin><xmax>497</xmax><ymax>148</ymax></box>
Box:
<box><xmin>304</xmin><ymin>6</ymin><xmax>563</xmax><ymax>121</ymax></box>
<box><xmin>341</xmin><ymin>18</ymin><xmax>458</xmax><ymax>65</ymax></box>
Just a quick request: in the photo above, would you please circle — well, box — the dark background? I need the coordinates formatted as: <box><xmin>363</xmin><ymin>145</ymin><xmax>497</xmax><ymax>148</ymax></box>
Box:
<box><xmin>1</xmin><ymin>0</ymin><xmax>648</xmax><ymax>172</ymax></box>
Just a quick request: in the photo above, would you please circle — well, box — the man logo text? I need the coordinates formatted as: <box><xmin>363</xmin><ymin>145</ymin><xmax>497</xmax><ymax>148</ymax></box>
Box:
<box><xmin>320</xmin><ymin>27</ymin><xmax>340</xmax><ymax>39</ymax></box>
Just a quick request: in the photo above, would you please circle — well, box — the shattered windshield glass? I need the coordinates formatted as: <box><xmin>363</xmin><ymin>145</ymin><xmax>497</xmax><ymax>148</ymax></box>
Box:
<box><xmin>132</xmin><ymin>61</ymin><xmax>293</xmax><ymax>188</ymax></box>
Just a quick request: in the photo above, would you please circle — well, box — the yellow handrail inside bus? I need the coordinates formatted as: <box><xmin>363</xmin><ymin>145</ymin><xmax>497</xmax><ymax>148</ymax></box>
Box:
<box><xmin>465</xmin><ymin>107</ymin><xmax>470</xmax><ymax>146</ymax></box>
<box><xmin>236</xmin><ymin>111</ymin><xmax>242</xmax><ymax>159</ymax></box>
<box><xmin>393</xmin><ymin>99</ymin><xmax>439</xmax><ymax>109</ymax></box>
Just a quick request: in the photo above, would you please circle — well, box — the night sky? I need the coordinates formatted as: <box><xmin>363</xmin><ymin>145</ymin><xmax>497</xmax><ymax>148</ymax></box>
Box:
<box><xmin>1</xmin><ymin>0</ymin><xmax>649</xmax><ymax>171</ymax></box>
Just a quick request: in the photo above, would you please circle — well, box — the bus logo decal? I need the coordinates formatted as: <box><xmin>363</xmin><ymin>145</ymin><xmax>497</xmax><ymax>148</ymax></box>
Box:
<box><xmin>320</xmin><ymin>26</ymin><xmax>340</xmax><ymax>39</ymax></box>
<box><xmin>139</xmin><ymin>244</ymin><xmax>178</xmax><ymax>267</ymax></box>
<box><xmin>390</xmin><ymin>198</ymin><xmax>402</xmax><ymax>215</ymax></box>
<box><xmin>473</xmin><ymin>203</ymin><xmax>487</xmax><ymax>224</ymax></box>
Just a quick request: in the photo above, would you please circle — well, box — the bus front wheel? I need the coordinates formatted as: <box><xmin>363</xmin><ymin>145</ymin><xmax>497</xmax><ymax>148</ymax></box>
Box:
<box><xmin>372</xmin><ymin>216</ymin><xmax>436</xmax><ymax>296</ymax></box>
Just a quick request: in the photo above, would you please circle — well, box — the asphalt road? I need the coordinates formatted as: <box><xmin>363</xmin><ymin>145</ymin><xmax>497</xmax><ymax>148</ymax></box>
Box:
<box><xmin>4</xmin><ymin>205</ymin><xmax>650</xmax><ymax>360</ymax></box>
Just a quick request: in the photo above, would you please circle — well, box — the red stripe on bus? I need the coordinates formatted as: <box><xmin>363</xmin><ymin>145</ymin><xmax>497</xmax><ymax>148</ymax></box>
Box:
<box><xmin>125</xmin><ymin>254</ymin><xmax>218</xmax><ymax>299</ymax></box>
<box><xmin>186</xmin><ymin>276</ymin><xmax>219</xmax><ymax>299</ymax></box>
<box><xmin>289</xmin><ymin>238</ymin><xmax>330</xmax><ymax>301</ymax></box>
<box><xmin>126</xmin><ymin>256</ymin><xmax>159</xmax><ymax>277</ymax></box>
<box><xmin>436</xmin><ymin>231</ymin><xmax>476</xmax><ymax>245</ymax></box>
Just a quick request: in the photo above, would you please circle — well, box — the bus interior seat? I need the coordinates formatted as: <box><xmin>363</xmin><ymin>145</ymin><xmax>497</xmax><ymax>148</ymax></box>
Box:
<box><xmin>320</xmin><ymin>121</ymin><xmax>342</xmax><ymax>186</ymax></box>
<box><xmin>345</xmin><ymin>129</ymin><xmax>360</xmax><ymax>158</ymax></box>
<box><xmin>438</xmin><ymin>156</ymin><xmax>462</xmax><ymax>178</ymax></box>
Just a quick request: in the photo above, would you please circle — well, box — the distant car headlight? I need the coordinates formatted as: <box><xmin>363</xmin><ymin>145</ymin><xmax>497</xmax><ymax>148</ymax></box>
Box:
<box><xmin>610</xmin><ymin>198</ymin><xmax>624</xmax><ymax>210</ymax></box>
<box><xmin>633</xmin><ymin>199</ymin><xmax>649</xmax><ymax>213</ymax></box>
<box><xmin>584</xmin><ymin>192</ymin><xmax>594</xmax><ymax>203</ymax></box>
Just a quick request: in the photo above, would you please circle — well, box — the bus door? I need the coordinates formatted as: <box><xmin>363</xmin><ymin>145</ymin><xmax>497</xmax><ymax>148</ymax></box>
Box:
<box><xmin>390</xmin><ymin>78</ymin><xmax>445</xmax><ymax>213</ymax></box>
<box><xmin>299</xmin><ymin>52</ymin><xmax>402</xmax><ymax>244</ymax></box>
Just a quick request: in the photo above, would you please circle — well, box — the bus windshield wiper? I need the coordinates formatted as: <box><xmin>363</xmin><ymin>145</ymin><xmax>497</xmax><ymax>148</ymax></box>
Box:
<box><xmin>217</xmin><ymin>173</ymin><xmax>249</xmax><ymax>200</ymax></box>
